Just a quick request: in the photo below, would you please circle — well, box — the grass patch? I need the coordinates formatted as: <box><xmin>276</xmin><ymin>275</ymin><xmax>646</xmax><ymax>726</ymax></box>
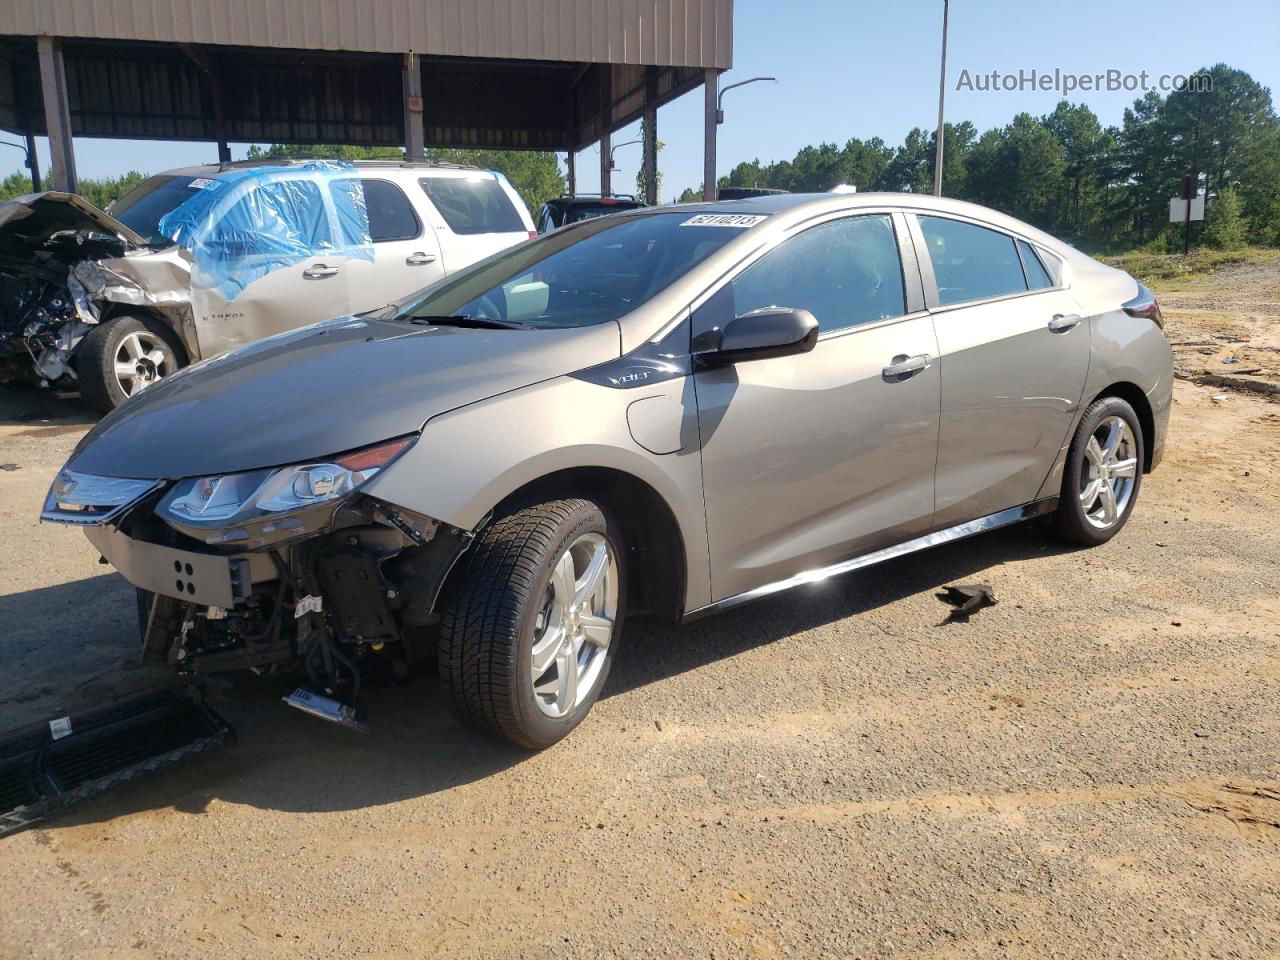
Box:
<box><xmin>1102</xmin><ymin>246</ymin><xmax>1280</xmax><ymax>290</ymax></box>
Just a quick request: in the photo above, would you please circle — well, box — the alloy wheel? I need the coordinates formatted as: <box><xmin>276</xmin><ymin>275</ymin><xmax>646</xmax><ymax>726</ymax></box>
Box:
<box><xmin>113</xmin><ymin>330</ymin><xmax>174</xmax><ymax>397</ymax></box>
<box><xmin>1079</xmin><ymin>415</ymin><xmax>1139</xmax><ymax>529</ymax></box>
<box><xmin>529</xmin><ymin>532</ymin><xmax>618</xmax><ymax>719</ymax></box>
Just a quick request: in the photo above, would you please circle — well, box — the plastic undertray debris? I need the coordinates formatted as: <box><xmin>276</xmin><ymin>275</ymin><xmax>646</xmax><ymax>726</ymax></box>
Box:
<box><xmin>0</xmin><ymin>690</ymin><xmax>234</xmax><ymax>838</ymax></box>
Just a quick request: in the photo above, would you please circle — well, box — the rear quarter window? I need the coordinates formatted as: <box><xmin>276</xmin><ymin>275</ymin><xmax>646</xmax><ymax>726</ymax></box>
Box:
<box><xmin>420</xmin><ymin>176</ymin><xmax>525</xmax><ymax>235</ymax></box>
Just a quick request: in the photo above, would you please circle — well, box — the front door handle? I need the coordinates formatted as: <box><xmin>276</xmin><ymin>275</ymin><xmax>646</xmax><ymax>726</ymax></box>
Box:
<box><xmin>302</xmin><ymin>264</ymin><xmax>340</xmax><ymax>279</ymax></box>
<box><xmin>405</xmin><ymin>252</ymin><xmax>437</xmax><ymax>266</ymax></box>
<box><xmin>1048</xmin><ymin>313</ymin><xmax>1082</xmax><ymax>333</ymax></box>
<box><xmin>882</xmin><ymin>353</ymin><xmax>932</xmax><ymax>381</ymax></box>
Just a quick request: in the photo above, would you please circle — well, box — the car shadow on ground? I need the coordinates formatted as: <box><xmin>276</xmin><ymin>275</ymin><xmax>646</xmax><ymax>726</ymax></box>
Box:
<box><xmin>16</xmin><ymin>522</ymin><xmax>1075</xmax><ymax>834</ymax></box>
<box><xmin>0</xmin><ymin>384</ymin><xmax>96</xmax><ymax>428</ymax></box>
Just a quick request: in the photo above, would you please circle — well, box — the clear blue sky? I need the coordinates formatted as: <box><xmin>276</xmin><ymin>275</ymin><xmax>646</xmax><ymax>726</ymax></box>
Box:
<box><xmin>5</xmin><ymin>0</ymin><xmax>1278</xmax><ymax>201</ymax></box>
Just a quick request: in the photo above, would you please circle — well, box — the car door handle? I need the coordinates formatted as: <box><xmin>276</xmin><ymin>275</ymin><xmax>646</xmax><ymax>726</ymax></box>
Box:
<box><xmin>302</xmin><ymin>264</ymin><xmax>340</xmax><ymax>279</ymax></box>
<box><xmin>405</xmin><ymin>252</ymin><xmax>437</xmax><ymax>266</ymax></box>
<box><xmin>1048</xmin><ymin>313</ymin><xmax>1082</xmax><ymax>333</ymax></box>
<box><xmin>882</xmin><ymin>353</ymin><xmax>932</xmax><ymax>381</ymax></box>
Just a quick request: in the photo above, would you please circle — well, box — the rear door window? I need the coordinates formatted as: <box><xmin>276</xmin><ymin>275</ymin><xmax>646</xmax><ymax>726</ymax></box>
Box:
<box><xmin>919</xmin><ymin>215</ymin><xmax>1027</xmax><ymax>306</ymax></box>
<box><xmin>419</xmin><ymin>176</ymin><xmax>525</xmax><ymax>235</ymax></box>
<box><xmin>1017</xmin><ymin>239</ymin><xmax>1055</xmax><ymax>290</ymax></box>
<box><xmin>357</xmin><ymin>179</ymin><xmax>421</xmax><ymax>242</ymax></box>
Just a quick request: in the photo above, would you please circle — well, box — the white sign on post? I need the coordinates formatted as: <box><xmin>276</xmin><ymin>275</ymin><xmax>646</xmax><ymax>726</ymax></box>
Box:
<box><xmin>1169</xmin><ymin>196</ymin><xmax>1205</xmax><ymax>222</ymax></box>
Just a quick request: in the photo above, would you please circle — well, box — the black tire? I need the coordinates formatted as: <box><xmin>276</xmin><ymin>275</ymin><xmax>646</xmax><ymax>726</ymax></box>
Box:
<box><xmin>1045</xmin><ymin>395</ymin><xmax>1145</xmax><ymax>547</ymax></box>
<box><xmin>438</xmin><ymin>499</ymin><xmax>626</xmax><ymax>749</ymax></box>
<box><xmin>77</xmin><ymin>315</ymin><xmax>185</xmax><ymax>414</ymax></box>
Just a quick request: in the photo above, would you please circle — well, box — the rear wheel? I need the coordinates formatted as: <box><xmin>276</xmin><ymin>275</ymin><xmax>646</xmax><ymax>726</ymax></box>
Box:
<box><xmin>1045</xmin><ymin>396</ymin><xmax>1144</xmax><ymax>546</ymax></box>
<box><xmin>438</xmin><ymin>499</ymin><xmax>625</xmax><ymax>748</ymax></box>
<box><xmin>77</xmin><ymin>315</ymin><xmax>184</xmax><ymax>414</ymax></box>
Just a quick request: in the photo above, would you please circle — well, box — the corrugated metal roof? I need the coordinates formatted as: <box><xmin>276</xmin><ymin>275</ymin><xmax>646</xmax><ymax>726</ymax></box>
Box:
<box><xmin>0</xmin><ymin>0</ymin><xmax>732</xmax><ymax>69</ymax></box>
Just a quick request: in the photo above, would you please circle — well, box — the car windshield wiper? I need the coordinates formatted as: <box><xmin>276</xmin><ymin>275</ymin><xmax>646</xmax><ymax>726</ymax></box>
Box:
<box><xmin>409</xmin><ymin>314</ymin><xmax>529</xmax><ymax>330</ymax></box>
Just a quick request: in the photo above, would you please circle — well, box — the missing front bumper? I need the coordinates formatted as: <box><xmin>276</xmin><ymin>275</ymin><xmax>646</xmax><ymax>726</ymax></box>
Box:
<box><xmin>0</xmin><ymin>690</ymin><xmax>233</xmax><ymax>838</ymax></box>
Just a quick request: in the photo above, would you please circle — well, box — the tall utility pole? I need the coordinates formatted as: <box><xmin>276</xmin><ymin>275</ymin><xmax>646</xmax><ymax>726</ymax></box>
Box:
<box><xmin>932</xmin><ymin>0</ymin><xmax>950</xmax><ymax>197</ymax></box>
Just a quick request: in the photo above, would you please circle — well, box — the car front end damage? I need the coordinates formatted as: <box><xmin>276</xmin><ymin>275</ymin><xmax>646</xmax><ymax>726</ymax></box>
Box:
<box><xmin>0</xmin><ymin>192</ymin><xmax>193</xmax><ymax>390</ymax></box>
<box><xmin>42</xmin><ymin>436</ymin><xmax>475</xmax><ymax>723</ymax></box>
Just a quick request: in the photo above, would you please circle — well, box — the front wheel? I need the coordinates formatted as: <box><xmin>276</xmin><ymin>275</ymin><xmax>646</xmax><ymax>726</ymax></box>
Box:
<box><xmin>1045</xmin><ymin>396</ymin><xmax>1145</xmax><ymax>546</ymax></box>
<box><xmin>438</xmin><ymin>499</ymin><xmax>625</xmax><ymax>748</ymax></box>
<box><xmin>77</xmin><ymin>315</ymin><xmax>184</xmax><ymax>414</ymax></box>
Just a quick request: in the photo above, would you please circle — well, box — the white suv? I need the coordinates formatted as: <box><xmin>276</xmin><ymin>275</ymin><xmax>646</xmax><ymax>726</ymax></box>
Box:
<box><xmin>0</xmin><ymin>159</ymin><xmax>537</xmax><ymax>411</ymax></box>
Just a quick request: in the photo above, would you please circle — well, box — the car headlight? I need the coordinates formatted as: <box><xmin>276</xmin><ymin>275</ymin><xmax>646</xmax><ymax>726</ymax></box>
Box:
<box><xmin>156</xmin><ymin>436</ymin><xmax>414</xmax><ymax>530</ymax></box>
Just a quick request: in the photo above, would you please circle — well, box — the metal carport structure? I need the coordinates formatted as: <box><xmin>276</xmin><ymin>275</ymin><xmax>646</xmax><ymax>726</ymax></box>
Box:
<box><xmin>0</xmin><ymin>0</ymin><xmax>732</xmax><ymax>202</ymax></box>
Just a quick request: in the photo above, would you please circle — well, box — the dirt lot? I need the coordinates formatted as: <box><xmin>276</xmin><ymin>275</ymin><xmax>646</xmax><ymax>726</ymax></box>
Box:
<box><xmin>0</xmin><ymin>259</ymin><xmax>1277</xmax><ymax>960</ymax></box>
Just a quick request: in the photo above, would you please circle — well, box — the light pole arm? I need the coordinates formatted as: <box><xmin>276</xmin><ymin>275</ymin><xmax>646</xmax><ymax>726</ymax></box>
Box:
<box><xmin>608</xmin><ymin>138</ymin><xmax>642</xmax><ymax>169</ymax></box>
<box><xmin>716</xmin><ymin>76</ymin><xmax>777</xmax><ymax>124</ymax></box>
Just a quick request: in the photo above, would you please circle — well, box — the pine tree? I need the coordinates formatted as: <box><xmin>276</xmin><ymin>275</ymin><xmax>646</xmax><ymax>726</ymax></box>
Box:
<box><xmin>1203</xmin><ymin>186</ymin><xmax>1247</xmax><ymax>249</ymax></box>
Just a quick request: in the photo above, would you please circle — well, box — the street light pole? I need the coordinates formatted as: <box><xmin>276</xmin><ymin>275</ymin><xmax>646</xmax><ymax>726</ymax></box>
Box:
<box><xmin>933</xmin><ymin>0</ymin><xmax>950</xmax><ymax>197</ymax></box>
<box><xmin>0</xmin><ymin>139</ymin><xmax>39</xmax><ymax>191</ymax></box>
<box><xmin>716</xmin><ymin>76</ymin><xmax>777</xmax><ymax>124</ymax></box>
<box><xmin>607</xmin><ymin>138</ymin><xmax>642</xmax><ymax>188</ymax></box>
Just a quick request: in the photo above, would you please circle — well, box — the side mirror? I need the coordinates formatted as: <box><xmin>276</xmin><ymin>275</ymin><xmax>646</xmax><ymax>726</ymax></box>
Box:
<box><xmin>694</xmin><ymin>307</ymin><xmax>818</xmax><ymax>369</ymax></box>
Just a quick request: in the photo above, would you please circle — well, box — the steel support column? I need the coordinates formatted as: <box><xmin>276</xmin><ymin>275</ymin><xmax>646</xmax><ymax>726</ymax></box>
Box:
<box><xmin>599</xmin><ymin>67</ymin><xmax>612</xmax><ymax>197</ymax></box>
<box><xmin>566</xmin><ymin>150</ymin><xmax>576</xmax><ymax>196</ymax></box>
<box><xmin>703</xmin><ymin>69</ymin><xmax>718</xmax><ymax>201</ymax></box>
<box><xmin>403</xmin><ymin>51</ymin><xmax>425</xmax><ymax>161</ymax></box>
<box><xmin>642</xmin><ymin>67</ymin><xmax>658</xmax><ymax>205</ymax></box>
<box><xmin>36</xmin><ymin>36</ymin><xmax>76</xmax><ymax>193</ymax></box>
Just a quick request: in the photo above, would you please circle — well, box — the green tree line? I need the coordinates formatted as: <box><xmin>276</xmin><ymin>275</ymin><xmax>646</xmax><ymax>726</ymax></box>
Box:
<box><xmin>680</xmin><ymin>63</ymin><xmax>1279</xmax><ymax>252</ymax></box>
<box><xmin>0</xmin><ymin>170</ymin><xmax>146</xmax><ymax>210</ymax></box>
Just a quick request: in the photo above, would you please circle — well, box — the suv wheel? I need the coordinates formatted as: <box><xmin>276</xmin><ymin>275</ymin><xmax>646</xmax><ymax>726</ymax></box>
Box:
<box><xmin>1046</xmin><ymin>396</ymin><xmax>1145</xmax><ymax>546</ymax></box>
<box><xmin>438</xmin><ymin>499</ymin><xmax>625</xmax><ymax>748</ymax></box>
<box><xmin>77</xmin><ymin>315</ymin><xmax>184</xmax><ymax>414</ymax></box>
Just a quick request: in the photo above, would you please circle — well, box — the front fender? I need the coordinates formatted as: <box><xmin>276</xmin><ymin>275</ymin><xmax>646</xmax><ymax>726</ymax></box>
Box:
<box><xmin>362</xmin><ymin>374</ymin><xmax>713</xmax><ymax>611</ymax></box>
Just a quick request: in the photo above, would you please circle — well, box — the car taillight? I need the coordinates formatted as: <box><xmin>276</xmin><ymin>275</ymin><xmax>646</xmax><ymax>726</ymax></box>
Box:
<box><xmin>1122</xmin><ymin>282</ymin><xmax>1164</xmax><ymax>330</ymax></box>
<box><xmin>528</xmin><ymin>230</ymin><xmax>537</xmax><ymax>239</ymax></box>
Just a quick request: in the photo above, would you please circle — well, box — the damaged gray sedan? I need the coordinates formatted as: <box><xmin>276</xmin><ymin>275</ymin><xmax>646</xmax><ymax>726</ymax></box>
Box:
<box><xmin>42</xmin><ymin>193</ymin><xmax>1172</xmax><ymax>748</ymax></box>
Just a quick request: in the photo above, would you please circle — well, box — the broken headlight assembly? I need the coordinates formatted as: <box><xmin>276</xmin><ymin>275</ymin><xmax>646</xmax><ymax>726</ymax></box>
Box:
<box><xmin>156</xmin><ymin>436</ymin><xmax>415</xmax><ymax>546</ymax></box>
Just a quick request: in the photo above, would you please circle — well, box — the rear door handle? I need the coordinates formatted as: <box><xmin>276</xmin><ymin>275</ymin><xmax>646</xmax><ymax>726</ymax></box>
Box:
<box><xmin>1048</xmin><ymin>313</ymin><xmax>1081</xmax><ymax>333</ymax></box>
<box><xmin>882</xmin><ymin>353</ymin><xmax>932</xmax><ymax>381</ymax></box>
<box><xmin>302</xmin><ymin>264</ymin><xmax>340</xmax><ymax>279</ymax></box>
<box><xmin>405</xmin><ymin>252</ymin><xmax>437</xmax><ymax>266</ymax></box>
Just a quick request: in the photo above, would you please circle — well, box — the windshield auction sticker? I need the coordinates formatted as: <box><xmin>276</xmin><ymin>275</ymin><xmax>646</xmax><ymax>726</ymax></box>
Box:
<box><xmin>680</xmin><ymin>213</ymin><xmax>767</xmax><ymax>227</ymax></box>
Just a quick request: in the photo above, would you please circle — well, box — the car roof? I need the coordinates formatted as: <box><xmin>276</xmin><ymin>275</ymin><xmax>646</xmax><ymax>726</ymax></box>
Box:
<box><xmin>628</xmin><ymin>191</ymin><xmax>1073</xmax><ymax>252</ymax></box>
<box><xmin>153</xmin><ymin>158</ymin><xmax>486</xmax><ymax>179</ymax></box>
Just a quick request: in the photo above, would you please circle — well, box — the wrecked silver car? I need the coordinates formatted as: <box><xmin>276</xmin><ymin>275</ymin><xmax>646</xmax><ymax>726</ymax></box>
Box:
<box><xmin>41</xmin><ymin>193</ymin><xmax>1172</xmax><ymax>750</ymax></box>
<box><xmin>0</xmin><ymin>159</ymin><xmax>535</xmax><ymax>412</ymax></box>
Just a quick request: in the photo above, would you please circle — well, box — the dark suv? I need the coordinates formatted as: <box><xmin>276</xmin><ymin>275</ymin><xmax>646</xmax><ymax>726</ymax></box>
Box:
<box><xmin>535</xmin><ymin>194</ymin><xmax>646</xmax><ymax>232</ymax></box>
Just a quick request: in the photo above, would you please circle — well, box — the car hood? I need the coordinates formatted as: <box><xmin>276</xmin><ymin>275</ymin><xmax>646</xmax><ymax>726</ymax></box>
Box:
<box><xmin>0</xmin><ymin>191</ymin><xmax>146</xmax><ymax>250</ymax></box>
<box><xmin>68</xmin><ymin>316</ymin><xmax>621</xmax><ymax>479</ymax></box>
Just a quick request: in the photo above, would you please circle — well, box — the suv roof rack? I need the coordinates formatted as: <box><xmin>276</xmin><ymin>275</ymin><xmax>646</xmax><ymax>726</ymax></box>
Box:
<box><xmin>558</xmin><ymin>192</ymin><xmax>639</xmax><ymax>201</ymax></box>
<box><xmin>216</xmin><ymin>156</ymin><xmax>481</xmax><ymax>172</ymax></box>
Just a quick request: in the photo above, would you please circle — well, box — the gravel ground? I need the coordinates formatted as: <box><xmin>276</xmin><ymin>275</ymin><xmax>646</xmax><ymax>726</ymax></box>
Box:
<box><xmin>0</xmin><ymin>264</ymin><xmax>1277</xmax><ymax>960</ymax></box>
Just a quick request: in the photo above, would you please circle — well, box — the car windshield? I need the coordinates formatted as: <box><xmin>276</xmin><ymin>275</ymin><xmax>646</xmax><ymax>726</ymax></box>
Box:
<box><xmin>110</xmin><ymin>174</ymin><xmax>211</xmax><ymax>245</ymax></box>
<box><xmin>404</xmin><ymin>212</ymin><xmax>756</xmax><ymax>329</ymax></box>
